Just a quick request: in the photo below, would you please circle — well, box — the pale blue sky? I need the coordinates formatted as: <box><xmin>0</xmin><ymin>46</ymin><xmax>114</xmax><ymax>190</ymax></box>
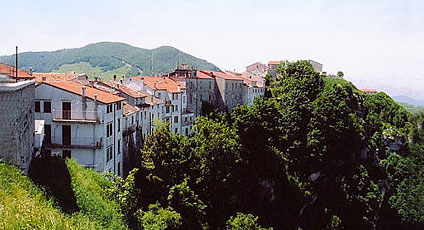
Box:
<box><xmin>1</xmin><ymin>0</ymin><xmax>423</xmax><ymax>99</ymax></box>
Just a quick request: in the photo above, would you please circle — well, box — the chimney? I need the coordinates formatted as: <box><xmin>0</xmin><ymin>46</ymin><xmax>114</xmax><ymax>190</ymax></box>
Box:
<box><xmin>29</xmin><ymin>67</ymin><xmax>33</xmax><ymax>75</ymax></box>
<box><xmin>120</xmin><ymin>79</ymin><xmax>123</xmax><ymax>84</ymax></box>
<box><xmin>113</xmin><ymin>75</ymin><xmax>117</xmax><ymax>81</ymax></box>
<box><xmin>82</xmin><ymin>85</ymin><xmax>86</xmax><ymax>98</ymax></box>
<box><xmin>121</xmin><ymin>75</ymin><xmax>125</xmax><ymax>81</ymax></box>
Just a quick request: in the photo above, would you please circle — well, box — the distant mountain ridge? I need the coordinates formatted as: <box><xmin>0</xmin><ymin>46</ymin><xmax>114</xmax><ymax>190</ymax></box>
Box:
<box><xmin>393</xmin><ymin>95</ymin><xmax>424</xmax><ymax>107</ymax></box>
<box><xmin>0</xmin><ymin>42</ymin><xmax>219</xmax><ymax>78</ymax></box>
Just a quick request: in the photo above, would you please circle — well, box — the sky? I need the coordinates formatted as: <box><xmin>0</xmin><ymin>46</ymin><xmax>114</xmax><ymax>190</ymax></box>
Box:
<box><xmin>1</xmin><ymin>0</ymin><xmax>423</xmax><ymax>99</ymax></box>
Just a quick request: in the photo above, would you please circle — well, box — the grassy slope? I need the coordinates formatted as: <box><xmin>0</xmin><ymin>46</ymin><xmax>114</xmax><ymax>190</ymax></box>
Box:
<box><xmin>66</xmin><ymin>159</ymin><xmax>127</xmax><ymax>230</ymax></box>
<box><xmin>0</xmin><ymin>160</ymin><xmax>95</xmax><ymax>230</ymax></box>
<box><xmin>54</xmin><ymin>62</ymin><xmax>132</xmax><ymax>80</ymax></box>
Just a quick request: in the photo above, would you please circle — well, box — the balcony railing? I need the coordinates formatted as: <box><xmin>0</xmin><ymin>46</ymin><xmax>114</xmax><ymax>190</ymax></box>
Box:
<box><xmin>47</xmin><ymin>137</ymin><xmax>103</xmax><ymax>149</ymax></box>
<box><xmin>52</xmin><ymin>110</ymin><xmax>103</xmax><ymax>123</ymax></box>
<box><xmin>123</xmin><ymin>124</ymin><xmax>137</xmax><ymax>135</ymax></box>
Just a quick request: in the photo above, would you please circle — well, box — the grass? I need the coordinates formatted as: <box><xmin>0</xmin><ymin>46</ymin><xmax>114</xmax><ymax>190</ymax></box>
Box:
<box><xmin>66</xmin><ymin>159</ymin><xmax>127</xmax><ymax>230</ymax></box>
<box><xmin>54</xmin><ymin>61</ymin><xmax>132</xmax><ymax>80</ymax></box>
<box><xmin>0</xmin><ymin>160</ymin><xmax>95</xmax><ymax>230</ymax></box>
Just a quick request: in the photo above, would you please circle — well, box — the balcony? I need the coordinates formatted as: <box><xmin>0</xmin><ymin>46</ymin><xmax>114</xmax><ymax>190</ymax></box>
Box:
<box><xmin>123</xmin><ymin>124</ymin><xmax>137</xmax><ymax>136</ymax></box>
<box><xmin>47</xmin><ymin>137</ymin><xmax>103</xmax><ymax>149</ymax></box>
<box><xmin>52</xmin><ymin>110</ymin><xmax>103</xmax><ymax>123</ymax></box>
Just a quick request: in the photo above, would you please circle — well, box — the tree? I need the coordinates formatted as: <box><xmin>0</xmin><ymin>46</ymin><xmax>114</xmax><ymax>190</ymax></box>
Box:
<box><xmin>226</xmin><ymin>213</ymin><xmax>273</xmax><ymax>230</ymax></box>
<box><xmin>337</xmin><ymin>71</ymin><xmax>344</xmax><ymax>78</ymax></box>
<box><xmin>138</xmin><ymin>203</ymin><xmax>182</xmax><ymax>230</ymax></box>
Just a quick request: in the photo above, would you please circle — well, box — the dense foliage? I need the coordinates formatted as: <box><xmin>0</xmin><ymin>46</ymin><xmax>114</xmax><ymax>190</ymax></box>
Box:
<box><xmin>0</xmin><ymin>42</ymin><xmax>219</xmax><ymax>77</ymax></box>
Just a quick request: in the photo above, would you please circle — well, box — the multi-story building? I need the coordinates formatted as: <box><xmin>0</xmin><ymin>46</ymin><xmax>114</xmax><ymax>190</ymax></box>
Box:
<box><xmin>246</xmin><ymin>62</ymin><xmax>269</xmax><ymax>76</ymax></box>
<box><xmin>0</xmin><ymin>79</ymin><xmax>35</xmax><ymax>173</ymax></box>
<box><xmin>35</xmin><ymin>81</ymin><xmax>125</xmax><ymax>176</ymax></box>
<box><xmin>226</xmin><ymin>71</ymin><xmax>265</xmax><ymax>105</ymax></box>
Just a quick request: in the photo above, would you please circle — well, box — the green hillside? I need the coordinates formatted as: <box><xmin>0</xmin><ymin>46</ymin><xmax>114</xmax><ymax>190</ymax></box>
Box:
<box><xmin>398</xmin><ymin>102</ymin><xmax>424</xmax><ymax>114</ymax></box>
<box><xmin>0</xmin><ymin>42</ymin><xmax>219</xmax><ymax>79</ymax></box>
<box><xmin>0</xmin><ymin>158</ymin><xmax>127</xmax><ymax>229</ymax></box>
<box><xmin>0</xmin><ymin>160</ymin><xmax>95</xmax><ymax>229</ymax></box>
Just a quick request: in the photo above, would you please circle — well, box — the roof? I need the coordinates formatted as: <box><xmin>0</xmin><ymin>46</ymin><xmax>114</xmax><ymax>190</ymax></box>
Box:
<box><xmin>196</xmin><ymin>71</ymin><xmax>214</xmax><ymax>79</ymax></box>
<box><xmin>360</xmin><ymin>89</ymin><xmax>378</xmax><ymax>93</ymax></box>
<box><xmin>145</xmin><ymin>95</ymin><xmax>165</xmax><ymax>106</ymax></box>
<box><xmin>143</xmin><ymin>76</ymin><xmax>186</xmax><ymax>93</ymax></box>
<box><xmin>32</xmin><ymin>72</ymin><xmax>81</xmax><ymax>82</ymax></box>
<box><xmin>268</xmin><ymin>61</ymin><xmax>282</xmax><ymax>65</ymax></box>
<box><xmin>123</xmin><ymin>102</ymin><xmax>140</xmax><ymax>116</ymax></box>
<box><xmin>102</xmin><ymin>81</ymin><xmax>147</xmax><ymax>98</ymax></box>
<box><xmin>226</xmin><ymin>71</ymin><xmax>262</xmax><ymax>88</ymax></box>
<box><xmin>211</xmin><ymin>71</ymin><xmax>243</xmax><ymax>81</ymax></box>
<box><xmin>43</xmin><ymin>81</ymin><xmax>125</xmax><ymax>104</ymax></box>
<box><xmin>0</xmin><ymin>62</ymin><xmax>34</xmax><ymax>79</ymax></box>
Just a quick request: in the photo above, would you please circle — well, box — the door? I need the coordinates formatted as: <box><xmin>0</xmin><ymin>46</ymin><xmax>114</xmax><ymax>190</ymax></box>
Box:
<box><xmin>44</xmin><ymin>124</ymin><xmax>51</xmax><ymax>144</ymax></box>
<box><xmin>62</xmin><ymin>125</ymin><xmax>71</xmax><ymax>145</ymax></box>
<box><xmin>62</xmin><ymin>102</ymin><xmax>71</xmax><ymax>119</ymax></box>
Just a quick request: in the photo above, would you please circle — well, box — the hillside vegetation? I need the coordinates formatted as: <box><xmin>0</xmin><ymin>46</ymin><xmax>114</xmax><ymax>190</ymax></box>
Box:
<box><xmin>0</xmin><ymin>160</ymin><xmax>95</xmax><ymax>229</ymax></box>
<box><xmin>0</xmin><ymin>42</ymin><xmax>219</xmax><ymax>79</ymax></box>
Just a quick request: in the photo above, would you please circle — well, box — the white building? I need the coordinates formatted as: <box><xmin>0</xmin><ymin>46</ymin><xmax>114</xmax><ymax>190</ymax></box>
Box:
<box><xmin>35</xmin><ymin>81</ymin><xmax>125</xmax><ymax>176</ymax></box>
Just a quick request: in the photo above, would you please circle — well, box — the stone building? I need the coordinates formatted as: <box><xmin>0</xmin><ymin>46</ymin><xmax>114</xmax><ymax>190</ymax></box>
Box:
<box><xmin>0</xmin><ymin>79</ymin><xmax>35</xmax><ymax>172</ymax></box>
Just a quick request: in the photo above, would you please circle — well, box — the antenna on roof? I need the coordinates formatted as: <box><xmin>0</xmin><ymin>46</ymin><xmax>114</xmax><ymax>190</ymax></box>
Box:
<box><xmin>15</xmin><ymin>46</ymin><xmax>18</xmax><ymax>81</ymax></box>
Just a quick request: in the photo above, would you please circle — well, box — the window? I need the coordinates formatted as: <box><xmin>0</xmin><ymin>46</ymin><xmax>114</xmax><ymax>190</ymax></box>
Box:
<box><xmin>209</xmin><ymin>82</ymin><xmax>211</xmax><ymax>89</ymax></box>
<box><xmin>117</xmin><ymin>118</ymin><xmax>121</xmax><ymax>132</ymax></box>
<box><xmin>63</xmin><ymin>150</ymin><xmax>71</xmax><ymax>159</ymax></box>
<box><xmin>107</xmin><ymin>104</ymin><xmax>113</xmax><ymax>113</ymax></box>
<box><xmin>44</xmin><ymin>101</ymin><xmax>51</xmax><ymax>113</ymax></box>
<box><xmin>117</xmin><ymin>140</ymin><xmax>121</xmax><ymax>155</ymax></box>
<box><xmin>118</xmin><ymin>162</ymin><xmax>121</xmax><ymax>176</ymax></box>
<box><xmin>116</xmin><ymin>102</ymin><xmax>121</xmax><ymax>110</ymax></box>
<box><xmin>174</xmin><ymin>116</ymin><xmax>178</xmax><ymax>124</ymax></box>
<box><xmin>185</xmin><ymin>128</ymin><xmax>188</xmax><ymax>135</ymax></box>
<box><xmin>166</xmin><ymin>106</ymin><xmax>170</xmax><ymax>113</ymax></box>
<box><xmin>208</xmin><ymin>95</ymin><xmax>211</xmax><ymax>101</ymax></box>
<box><xmin>131</xmin><ymin>116</ymin><xmax>134</xmax><ymax>125</ymax></box>
<box><xmin>107</xmin><ymin>123</ymin><xmax>113</xmax><ymax>137</ymax></box>
<box><xmin>175</xmin><ymin>128</ymin><xmax>178</xmax><ymax>133</ymax></box>
<box><xmin>107</xmin><ymin>146</ymin><xmax>113</xmax><ymax>162</ymax></box>
<box><xmin>175</xmin><ymin>105</ymin><xmax>178</xmax><ymax>112</ymax></box>
<box><xmin>158</xmin><ymin>92</ymin><xmax>161</xmax><ymax>98</ymax></box>
<box><xmin>35</xmin><ymin>101</ymin><xmax>40</xmax><ymax>112</ymax></box>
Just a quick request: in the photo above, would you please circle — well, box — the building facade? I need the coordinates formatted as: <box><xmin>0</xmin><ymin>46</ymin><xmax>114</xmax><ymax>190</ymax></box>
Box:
<box><xmin>35</xmin><ymin>81</ymin><xmax>125</xmax><ymax>176</ymax></box>
<box><xmin>0</xmin><ymin>79</ymin><xmax>35</xmax><ymax>172</ymax></box>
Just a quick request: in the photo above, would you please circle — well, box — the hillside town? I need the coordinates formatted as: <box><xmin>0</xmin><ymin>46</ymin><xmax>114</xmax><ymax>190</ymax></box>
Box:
<box><xmin>1</xmin><ymin>59</ymin><xmax>332</xmax><ymax>177</ymax></box>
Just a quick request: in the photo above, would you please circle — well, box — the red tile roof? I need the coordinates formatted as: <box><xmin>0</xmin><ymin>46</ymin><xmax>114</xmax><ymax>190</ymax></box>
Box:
<box><xmin>102</xmin><ymin>81</ymin><xmax>147</xmax><ymax>98</ymax></box>
<box><xmin>211</xmin><ymin>71</ymin><xmax>244</xmax><ymax>81</ymax></box>
<box><xmin>268</xmin><ymin>61</ymin><xmax>282</xmax><ymax>65</ymax></box>
<box><xmin>123</xmin><ymin>102</ymin><xmax>140</xmax><ymax>116</ymax></box>
<box><xmin>360</xmin><ymin>89</ymin><xmax>378</xmax><ymax>93</ymax></box>
<box><xmin>196</xmin><ymin>71</ymin><xmax>214</xmax><ymax>79</ymax></box>
<box><xmin>33</xmin><ymin>72</ymin><xmax>81</xmax><ymax>82</ymax></box>
<box><xmin>44</xmin><ymin>81</ymin><xmax>125</xmax><ymax>104</ymax></box>
<box><xmin>226</xmin><ymin>71</ymin><xmax>261</xmax><ymax>88</ymax></box>
<box><xmin>0</xmin><ymin>63</ymin><xmax>34</xmax><ymax>79</ymax></box>
<box><xmin>143</xmin><ymin>76</ymin><xmax>186</xmax><ymax>93</ymax></box>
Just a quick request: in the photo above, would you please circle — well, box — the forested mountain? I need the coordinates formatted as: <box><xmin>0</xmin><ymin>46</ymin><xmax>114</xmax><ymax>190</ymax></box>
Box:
<box><xmin>0</xmin><ymin>42</ymin><xmax>219</xmax><ymax>79</ymax></box>
<box><xmin>1</xmin><ymin>61</ymin><xmax>424</xmax><ymax>230</ymax></box>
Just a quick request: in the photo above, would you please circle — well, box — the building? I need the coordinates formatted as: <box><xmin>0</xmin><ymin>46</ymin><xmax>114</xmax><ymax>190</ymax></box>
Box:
<box><xmin>360</xmin><ymin>89</ymin><xmax>378</xmax><ymax>94</ymax></box>
<box><xmin>35</xmin><ymin>81</ymin><xmax>125</xmax><ymax>176</ymax></box>
<box><xmin>246</xmin><ymin>62</ymin><xmax>269</xmax><ymax>76</ymax></box>
<box><xmin>308</xmin><ymin>60</ymin><xmax>323</xmax><ymax>73</ymax></box>
<box><xmin>0</xmin><ymin>79</ymin><xmax>35</xmax><ymax>172</ymax></box>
